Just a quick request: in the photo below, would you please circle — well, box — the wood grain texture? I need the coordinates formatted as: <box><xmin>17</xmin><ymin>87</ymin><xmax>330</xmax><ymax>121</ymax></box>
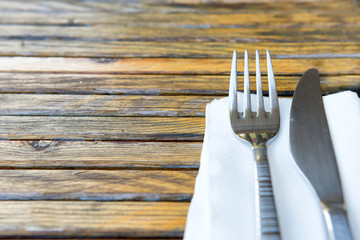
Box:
<box><xmin>0</xmin><ymin>201</ymin><xmax>189</xmax><ymax>238</ymax></box>
<box><xmin>0</xmin><ymin>170</ymin><xmax>196</xmax><ymax>201</ymax></box>
<box><xmin>178</xmin><ymin>0</ymin><xmax>342</xmax><ymax>2</ymax></box>
<box><xmin>0</xmin><ymin>94</ymin><xmax>213</xmax><ymax>117</ymax></box>
<box><xmin>0</xmin><ymin>0</ymin><xmax>358</xmax><ymax>238</ymax></box>
<box><xmin>2</xmin><ymin>25</ymin><xmax>360</xmax><ymax>42</ymax></box>
<box><xmin>0</xmin><ymin>116</ymin><xmax>204</xmax><ymax>140</ymax></box>
<box><xmin>0</xmin><ymin>0</ymin><xmax>356</xmax><ymax>47</ymax></box>
<box><xmin>0</xmin><ymin>0</ymin><xmax>355</xmax><ymax>13</ymax></box>
<box><xmin>0</xmin><ymin>11</ymin><xmax>359</xmax><ymax>27</ymax></box>
<box><xmin>0</xmin><ymin>57</ymin><xmax>359</xmax><ymax>75</ymax></box>
<box><xmin>0</xmin><ymin>73</ymin><xmax>358</xmax><ymax>95</ymax></box>
<box><xmin>0</xmin><ymin>141</ymin><xmax>201</xmax><ymax>169</ymax></box>
<box><xmin>2</xmin><ymin>40</ymin><xmax>360</xmax><ymax>58</ymax></box>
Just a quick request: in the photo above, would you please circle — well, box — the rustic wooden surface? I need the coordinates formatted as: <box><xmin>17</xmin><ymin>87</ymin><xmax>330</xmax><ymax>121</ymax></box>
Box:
<box><xmin>0</xmin><ymin>0</ymin><xmax>359</xmax><ymax>238</ymax></box>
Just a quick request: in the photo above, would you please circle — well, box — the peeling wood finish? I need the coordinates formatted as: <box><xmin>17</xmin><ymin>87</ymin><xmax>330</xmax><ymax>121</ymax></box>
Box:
<box><xmin>0</xmin><ymin>201</ymin><xmax>189</xmax><ymax>238</ymax></box>
<box><xmin>1</xmin><ymin>25</ymin><xmax>360</xmax><ymax>42</ymax></box>
<box><xmin>0</xmin><ymin>170</ymin><xmax>196</xmax><ymax>201</ymax></box>
<box><xmin>0</xmin><ymin>73</ymin><xmax>357</xmax><ymax>95</ymax></box>
<box><xmin>0</xmin><ymin>141</ymin><xmax>201</xmax><ymax>169</ymax></box>
<box><xmin>0</xmin><ymin>94</ymin><xmax>214</xmax><ymax>117</ymax></box>
<box><xmin>0</xmin><ymin>116</ymin><xmax>205</xmax><ymax>140</ymax></box>
<box><xmin>0</xmin><ymin>11</ymin><xmax>359</xmax><ymax>27</ymax></box>
<box><xmin>1</xmin><ymin>40</ymin><xmax>360</xmax><ymax>58</ymax></box>
<box><xmin>0</xmin><ymin>1</ymin><xmax>355</xmax><ymax>13</ymax></box>
<box><xmin>0</xmin><ymin>57</ymin><xmax>359</xmax><ymax>75</ymax></box>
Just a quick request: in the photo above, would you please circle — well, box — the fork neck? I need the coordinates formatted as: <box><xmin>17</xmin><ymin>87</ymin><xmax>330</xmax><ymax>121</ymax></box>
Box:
<box><xmin>252</xmin><ymin>147</ymin><xmax>267</xmax><ymax>161</ymax></box>
<box><xmin>239</xmin><ymin>132</ymin><xmax>275</xmax><ymax>148</ymax></box>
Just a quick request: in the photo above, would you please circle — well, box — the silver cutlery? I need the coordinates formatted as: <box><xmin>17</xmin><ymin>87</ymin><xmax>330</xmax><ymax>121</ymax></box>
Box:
<box><xmin>229</xmin><ymin>50</ymin><xmax>281</xmax><ymax>239</ymax></box>
<box><xmin>289</xmin><ymin>68</ymin><xmax>352</xmax><ymax>240</ymax></box>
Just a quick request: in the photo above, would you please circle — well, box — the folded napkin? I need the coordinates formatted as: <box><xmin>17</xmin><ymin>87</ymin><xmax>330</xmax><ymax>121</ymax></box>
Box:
<box><xmin>184</xmin><ymin>91</ymin><xmax>360</xmax><ymax>240</ymax></box>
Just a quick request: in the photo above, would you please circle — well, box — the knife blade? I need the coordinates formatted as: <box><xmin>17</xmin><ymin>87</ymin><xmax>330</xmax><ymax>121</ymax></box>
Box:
<box><xmin>289</xmin><ymin>68</ymin><xmax>352</xmax><ymax>240</ymax></box>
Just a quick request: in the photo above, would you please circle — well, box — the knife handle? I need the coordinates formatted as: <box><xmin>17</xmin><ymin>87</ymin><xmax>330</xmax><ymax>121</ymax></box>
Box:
<box><xmin>321</xmin><ymin>202</ymin><xmax>352</xmax><ymax>240</ymax></box>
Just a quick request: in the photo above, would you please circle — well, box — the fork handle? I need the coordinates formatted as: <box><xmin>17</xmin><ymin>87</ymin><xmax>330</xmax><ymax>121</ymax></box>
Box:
<box><xmin>253</xmin><ymin>147</ymin><xmax>281</xmax><ymax>240</ymax></box>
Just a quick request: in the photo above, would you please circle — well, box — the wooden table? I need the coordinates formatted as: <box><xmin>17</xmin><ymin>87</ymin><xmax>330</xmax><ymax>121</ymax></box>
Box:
<box><xmin>0</xmin><ymin>0</ymin><xmax>359</xmax><ymax>238</ymax></box>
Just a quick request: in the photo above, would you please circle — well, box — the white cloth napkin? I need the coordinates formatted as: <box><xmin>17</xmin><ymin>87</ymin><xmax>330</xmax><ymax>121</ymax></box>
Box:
<box><xmin>184</xmin><ymin>91</ymin><xmax>360</xmax><ymax>240</ymax></box>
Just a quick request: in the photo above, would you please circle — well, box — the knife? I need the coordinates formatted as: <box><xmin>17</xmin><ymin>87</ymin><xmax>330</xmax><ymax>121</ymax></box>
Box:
<box><xmin>289</xmin><ymin>68</ymin><xmax>352</xmax><ymax>240</ymax></box>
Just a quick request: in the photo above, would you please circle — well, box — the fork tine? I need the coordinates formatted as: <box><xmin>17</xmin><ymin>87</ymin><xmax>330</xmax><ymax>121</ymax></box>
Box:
<box><xmin>243</xmin><ymin>50</ymin><xmax>251</xmax><ymax>117</ymax></box>
<box><xmin>229</xmin><ymin>50</ymin><xmax>238</xmax><ymax>117</ymax></box>
<box><xmin>256</xmin><ymin>50</ymin><xmax>265</xmax><ymax>117</ymax></box>
<box><xmin>267</xmin><ymin>50</ymin><xmax>278</xmax><ymax>112</ymax></box>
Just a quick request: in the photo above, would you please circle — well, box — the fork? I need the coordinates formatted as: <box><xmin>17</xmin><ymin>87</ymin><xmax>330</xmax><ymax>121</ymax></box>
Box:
<box><xmin>229</xmin><ymin>50</ymin><xmax>281</xmax><ymax>239</ymax></box>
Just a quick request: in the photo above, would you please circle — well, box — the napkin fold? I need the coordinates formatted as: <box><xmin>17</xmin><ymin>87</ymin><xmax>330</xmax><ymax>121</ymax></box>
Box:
<box><xmin>184</xmin><ymin>91</ymin><xmax>360</xmax><ymax>240</ymax></box>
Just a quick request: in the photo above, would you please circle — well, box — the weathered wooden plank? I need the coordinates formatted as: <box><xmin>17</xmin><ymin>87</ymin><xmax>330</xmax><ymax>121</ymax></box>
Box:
<box><xmin>180</xmin><ymin>0</ymin><xmax>344</xmax><ymax>2</ymax></box>
<box><xmin>0</xmin><ymin>57</ymin><xmax>359</xmax><ymax>75</ymax></box>
<box><xmin>0</xmin><ymin>141</ymin><xmax>201</xmax><ymax>169</ymax></box>
<box><xmin>0</xmin><ymin>94</ymin><xmax>213</xmax><ymax>117</ymax></box>
<box><xmin>0</xmin><ymin>11</ymin><xmax>359</xmax><ymax>27</ymax></box>
<box><xmin>0</xmin><ymin>0</ymin><xmax>354</xmax><ymax>13</ymax></box>
<box><xmin>0</xmin><ymin>116</ymin><xmax>204</xmax><ymax>140</ymax></box>
<box><xmin>1</xmin><ymin>25</ymin><xmax>359</xmax><ymax>42</ymax></box>
<box><xmin>0</xmin><ymin>201</ymin><xmax>189</xmax><ymax>238</ymax></box>
<box><xmin>0</xmin><ymin>73</ymin><xmax>357</xmax><ymax>95</ymax></box>
<box><xmin>0</xmin><ymin>170</ymin><xmax>196</xmax><ymax>201</ymax></box>
<box><xmin>2</xmin><ymin>40</ymin><xmax>360</xmax><ymax>58</ymax></box>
